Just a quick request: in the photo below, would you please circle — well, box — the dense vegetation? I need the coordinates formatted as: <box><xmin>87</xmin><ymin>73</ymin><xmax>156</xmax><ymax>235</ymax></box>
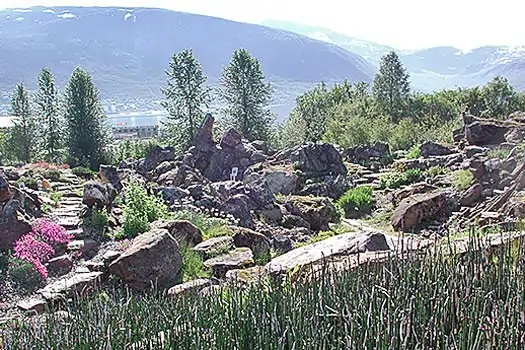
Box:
<box><xmin>3</xmin><ymin>236</ymin><xmax>524</xmax><ymax>349</ymax></box>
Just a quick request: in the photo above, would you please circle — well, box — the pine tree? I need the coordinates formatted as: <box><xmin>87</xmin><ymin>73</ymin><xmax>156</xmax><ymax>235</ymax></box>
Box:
<box><xmin>372</xmin><ymin>51</ymin><xmax>411</xmax><ymax>122</ymax></box>
<box><xmin>219</xmin><ymin>49</ymin><xmax>273</xmax><ymax>142</ymax></box>
<box><xmin>35</xmin><ymin>68</ymin><xmax>62</xmax><ymax>162</ymax></box>
<box><xmin>161</xmin><ymin>49</ymin><xmax>210</xmax><ymax>153</ymax></box>
<box><xmin>9</xmin><ymin>82</ymin><xmax>36</xmax><ymax>163</ymax></box>
<box><xmin>63</xmin><ymin>68</ymin><xmax>109</xmax><ymax>170</ymax></box>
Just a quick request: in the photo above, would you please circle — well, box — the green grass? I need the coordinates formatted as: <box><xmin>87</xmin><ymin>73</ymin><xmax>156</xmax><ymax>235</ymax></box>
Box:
<box><xmin>336</xmin><ymin>186</ymin><xmax>373</xmax><ymax>218</ymax></box>
<box><xmin>487</xmin><ymin>148</ymin><xmax>511</xmax><ymax>159</ymax></box>
<box><xmin>3</xmin><ymin>238</ymin><xmax>525</xmax><ymax>349</ymax></box>
<box><xmin>452</xmin><ymin>169</ymin><xmax>474</xmax><ymax>190</ymax></box>
<box><xmin>179</xmin><ymin>241</ymin><xmax>211</xmax><ymax>282</ymax></box>
<box><xmin>406</xmin><ymin>144</ymin><xmax>421</xmax><ymax>159</ymax></box>
<box><xmin>379</xmin><ymin>168</ymin><xmax>424</xmax><ymax>189</ymax></box>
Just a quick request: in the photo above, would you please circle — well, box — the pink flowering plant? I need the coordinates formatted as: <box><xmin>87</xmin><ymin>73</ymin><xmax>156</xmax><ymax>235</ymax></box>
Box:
<box><xmin>12</xmin><ymin>219</ymin><xmax>73</xmax><ymax>279</ymax></box>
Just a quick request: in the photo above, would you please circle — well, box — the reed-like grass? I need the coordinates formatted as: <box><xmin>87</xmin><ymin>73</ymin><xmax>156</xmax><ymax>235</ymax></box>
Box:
<box><xmin>2</xmin><ymin>237</ymin><xmax>525</xmax><ymax>349</ymax></box>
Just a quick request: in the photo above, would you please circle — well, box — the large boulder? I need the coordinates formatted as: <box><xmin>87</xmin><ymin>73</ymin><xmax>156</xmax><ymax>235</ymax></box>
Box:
<box><xmin>0</xmin><ymin>214</ymin><xmax>32</xmax><ymax>251</ymax></box>
<box><xmin>194</xmin><ymin>113</ymin><xmax>215</xmax><ymax>151</ymax></box>
<box><xmin>391</xmin><ymin>191</ymin><xmax>446</xmax><ymax>232</ymax></box>
<box><xmin>82</xmin><ymin>181</ymin><xmax>109</xmax><ymax>208</ymax></box>
<box><xmin>203</xmin><ymin>247</ymin><xmax>254</xmax><ymax>278</ymax></box>
<box><xmin>282</xmin><ymin>142</ymin><xmax>347</xmax><ymax>177</ymax></box>
<box><xmin>140</xmin><ymin>146</ymin><xmax>175</xmax><ymax>173</ymax></box>
<box><xmin>282</xmin><ymin>195</ymin><xmax>339</xmax><ymax>231</ymax></box>
<box><xmin>151</xmin><ymin>220</ymin><xmax>203</xmax><ymax>246</ymax></box>
<box><xmin>463</xmin><ymin>115</ymin><xmax>510</xmax><ymax>146</ymax></box>
<box><xmin>244</xmin><ymin>167</ymin><xmax>299</xmax><ymax>195</ymax></box>
<box><xmin>343</xmin><ymin>141</ymin><xmax>391</xmax><ymax>166</ymax></box>
<box><xmin>419</xmin><ymin>141</ymin><xmax>453</xmax><ymax>157</ymax></box>
<box><xmin>230</xmin><ymin>226</ymin><xmax>271</xmax><ymax>259</ymax></box>
<box><xmin>108</xmin><ymin>228</ymin><xmax>183</xmax><ymax>289</ymax></box>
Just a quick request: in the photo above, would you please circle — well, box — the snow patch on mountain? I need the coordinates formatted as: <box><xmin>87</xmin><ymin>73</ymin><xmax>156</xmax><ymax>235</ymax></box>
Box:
<box><xmin>58</xmin><ymin>13</ymin><xmax>77</xmax><ymax>19</ymax></box>
<box><xmin>14</xmin><ymin>17</ymin><xmax>24</xmax><ymax>22</ymax></box>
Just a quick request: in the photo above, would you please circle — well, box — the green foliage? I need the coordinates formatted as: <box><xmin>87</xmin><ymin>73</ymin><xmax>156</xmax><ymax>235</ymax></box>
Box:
<box><xmin>44</xmin><ymin>169</ymin><xmax>61</xmax><ymax>182</ymax></box>
<box><xmin>122</xmin><ymin>179</ymin><xmax>169</xmax><ymax>238</ymax></box>
<box><xmin>336</xmin><ymin>186</ymin><xmax>373</xmax><ymax>219</ymax></box>
<box><xmin>17</xmin><ymin>176</ymin><xmax>38</xmax><ymax>190</ymax></box>
<box><xmin>5</xmin><ymin>241</ymin><xmax>525</xmax><ymax>348</ymax></box>
<box><xmin>109</xmin><ymin>138</ymin><xmax>163</xmax><ymax>165</ymax></box>
<box><xmin>424</xmin><ymin>166</ymin><xmax>447</xmax><ymax>178</ymax></box>
<box><xmin>372</xmin><ymin>51</ymin><xmax>411</xmax><ymax>122</ymax></box>
<box><xmin>161</xmin><ymin>49</ymin><xmax>211</xmax><ymax>154</ymax></box>
<box><xmin>71</xmin><ymin>166</ymin><xmax>96</xmax><ymax>179</ymax></box>
<box><xmin>8</xmin><ymin>256</ymin><xmax>43</xmax><ymax>293</ymax></box>
<box><xmin>35</xmin><ymin>68</ymin><xmax>63</xmax><ymax>162</ymax></box>
<box><xmin>379</xmin><ymin>168</ymin><xmax>424</xmax><ymax>189</ymax></box>
<box><xmin>64</xmin><ymin>68</ymin><xmax>110</xmax><ymax>170</ymax></box>
<box><xmin>452</xmin><ymin>169</ymin><xmax>474</xmax><ymax>190</ymax></box>
<box><xmin>170</xmin><ymin>209</ymin><xmax>232</xmax><ymax>240</ymax></box>
<box><xmin>487</xmin><ymin>148</ymin><xmax>511</xmax><ymax>159</ymax></box>
<box><xmin>8</xmin><ymin>82</ymin><xmax>37</xmax><ymax>163</ymax></box>
<box><xmin>84</xmin><ymin>206</ymin><xmax>109</xmax><ymax>231</ymax></box>
<box><xmin>406</xmin><ymin>144</ymin><xmax>421</xmax><ymax>159</ymax></box>
<box><xmin>50</xmin><ymin>191</ymin><xmax>62</xmax><ymax>206</ymax></box>
<box><xmin>178</xmin><ymin>241</ymin><xmax>211</xmax><ymax>282</ymax></box>
<box><xmin>219</xmin><ymin>49</ymin><xmax>274</xmax><ymax>142</ymax></box>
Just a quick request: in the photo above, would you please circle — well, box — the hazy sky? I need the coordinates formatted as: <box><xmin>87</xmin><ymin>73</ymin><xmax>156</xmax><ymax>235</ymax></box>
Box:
<box><xmin>4</xmin><ymin>0</ymin><xmax>525</xmax><ymax>50</ymax></box>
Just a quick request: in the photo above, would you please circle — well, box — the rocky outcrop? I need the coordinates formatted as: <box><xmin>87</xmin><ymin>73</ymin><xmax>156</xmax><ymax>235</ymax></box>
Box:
<box><xmin>281</xmin><ymin>195</ymin><xmax>339</xmax><ymax>231</ymax></box>
<box><xmin>419</xmin><ymin>141</ymin><xmax>453</xmax><ymax>157</ymax></box>
<box><xmin>244</xmin><ymin>165</ymin><xmax>299</xmax><ymax>195</ymax></box>
<box><xmin>343</xmin><ymin>141</ymin><xmax>392</xmax><ymax>167</ymax></box>
<box><xmin>391</xmin><ymin>192</ymin><xmax>446</xmax><ymax>232</ymax></box>
<box><xmin>108</xmin><ymin>228</ymin><xmax>183</xmax><ymax>289</ymax></box>
<box><xmin>151</xmin><ymin>220</ymin><xmax>203</xmax><ymax>246</ymax></box>
<box><xmin>82</xmin><ymin>181</ymin><xmax>109</xmax><ymax>208</ymax></box>
<box><xmin>230</xmin><ymin>226</ymin><xmax>271</xmax><ymax>259</ymax></box>
<box><xmin>139</xmin><ymin>146</ymin><xmax>175</xmax><ymax>173</ymax></box>
<box><xmin>0</xmin><ymin>177</ymin><xmax>32</xmax><ymax>251</ymax></box>
<box><xmin>39</xmin><ymin>272</ymin><xmax>103</xmax><ymax>301</ymax></box>
<box><xmin>460</xmin><ymin>183</ymin><xmax>483</xmax><ymax>207</ymax></box>
<box><xmin>266</xmin><ymin>232</ymin><xmax>391</xmax><ymax>274</ymax></box>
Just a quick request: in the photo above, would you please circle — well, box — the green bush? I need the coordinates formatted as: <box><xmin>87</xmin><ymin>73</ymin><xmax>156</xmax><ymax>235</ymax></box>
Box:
<box><xmin>379</xmin><ymin>168</ymin><xmax>424</xmax><ymax>189</ymax></box>
<box><xmin>110</xmin><ymin>138</ymin><xmax>163</xmax><ymax>165</ymax></box>
<box><xmin>17</xmin><ymin>176</ymin><xmax>38</xmax><ymax>191</ymax></box>
<box><xmin>179</xmin><ymin>241</ymin><xmax>211</xmax><ymax>283</ymax></box>
<box><xmin>424</xmin><ymin>166</ymin><xmax>447</xmax><ymax>178</ymax></box>
<box><xmin>50</xmin><ymin>191</ymin><xmax>62</xmax><ymax>206</ymax></box>
<box><xmin>452</xmin><ymin>169</ymin><xmax>474</xmax><ymax>190</ymax></box>
<box><xmin>8</xmin><ymin>257</ymin><xmax>44</xmax><ymax>293</ymax></box>
<box><xmin>336</xmin><ymin>186</ymin><xmax>373</xmax><ymax>219</ymax></box>
<box><xmin>487</xmin><ymin>148</ymin><xmax>511</xmax><ymax>159</ymax></box>
<box><xmin>84</xmin><ymin>206</ymin><xmax>109</xmax><ymax>231</ymax></box>
<box><xmin>43</xmin><ymin>169</ymin><xmax>61</xmax><ymax>182</ymax></box>
<box><xmin>122</xmin><ymin>179</ymin><xmax>169</xmax><ymax>238</ymax></box>
<box><xmin>72</xmin><ymin>166</ymin><xmax>97</xmax><ymax>179</ymax></box>
<box><xmin>406</xmin><ymin>145</ymin><xmax>421</xmax><ymax>159</ymax></box>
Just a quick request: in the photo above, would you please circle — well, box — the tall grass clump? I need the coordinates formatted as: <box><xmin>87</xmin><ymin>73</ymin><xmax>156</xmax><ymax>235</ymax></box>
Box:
<box><xmin>452</xmin><ymin>169</ymin><xmax>474</xmax><ymax>190</ymax></box>
<box><xmin>336</xmin><ymin>185</ymin><xmax>373</xmax><ymax>218</ymax></box>
<box><xmin>379</xmin><ymin>168</ymin><xmax>423</xmax><ymax>189</ymax></box>
<box><xmin>4</xmin><ymin>236</ymin><xmax>525</xmax><ymax>349</ymax></box>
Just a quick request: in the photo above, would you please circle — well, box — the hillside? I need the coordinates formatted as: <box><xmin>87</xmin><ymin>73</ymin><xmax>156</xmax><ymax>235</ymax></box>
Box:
<box><xmin>261</xmin><ymin>20</ymin><xmax>525</xmax><ymax>91</ymax></box>
<box><xmin>0</xmin><ymin>6</ymin><xmax>374</xmax><ymax>109</ymax></box>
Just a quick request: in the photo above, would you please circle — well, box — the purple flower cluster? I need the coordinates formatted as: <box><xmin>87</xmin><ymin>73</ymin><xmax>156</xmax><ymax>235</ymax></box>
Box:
<box><xmin>13</xmin><ymin>219</ymin><xmax>73</xmax><ymax>279</ymax></box>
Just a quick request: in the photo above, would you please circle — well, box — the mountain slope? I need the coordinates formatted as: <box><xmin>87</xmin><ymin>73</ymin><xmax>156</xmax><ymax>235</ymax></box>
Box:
<box><xmin>0</xmin><ymin>7</ymin><xmax>374</xmax><ymax>102</ymax></box>
<box><xmin>261</xmin><ymin>20</ymin><xmax>525</xmax><ymax>91</ymax></box>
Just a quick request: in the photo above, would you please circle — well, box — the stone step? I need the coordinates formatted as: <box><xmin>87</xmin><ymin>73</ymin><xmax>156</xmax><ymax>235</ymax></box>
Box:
<box><xmin>54</xmin><ymin>217</ymin><xmax>81</xmax><ymax>230</ymax></box>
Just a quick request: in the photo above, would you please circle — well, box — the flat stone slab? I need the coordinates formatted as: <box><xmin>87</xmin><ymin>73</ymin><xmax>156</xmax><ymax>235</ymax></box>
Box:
<box><xmin>193</xmin><ymin>236</ymin><xmax>234</xmax><ymax>259</ymax></box>
<box><xmin>17</xmin><ymin>298</ymin><xmax>47</xmax><ymax>314</ymax></box>
<box><xmin>204</xmin><ymin>248</ymin><xmax>254</xmax><ymax>277</ymax></box>
<box><xmin>168</xmin><ymin>278</ymin><xmax>213</xmax><ymax>297</ymax></box>
<box><xmin>38</xmin><ymin>272</ymin><xmax>103</xmax><ymax>301</ymax></box>
<box><xmin>265</xmin><ymin>232</ymin><xmax>391</xmax><ymax>274</ymax></box>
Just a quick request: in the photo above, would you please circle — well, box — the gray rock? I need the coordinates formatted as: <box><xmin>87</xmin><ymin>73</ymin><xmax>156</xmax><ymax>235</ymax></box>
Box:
<box><xmin>204</xmin><ymin>248</ymin><xmax>254</xmax><ymax>278</ymax></box>
<box><xmin>193</xmin><ymin>236</ymin><xmax>235</xmax><ymax>259</ymax></box>
<box><xmin>420</xmin><ymin>141</ymin><xmax>453</xmax><ymax>157</ymax></box>
<box><xmin>82</xmin><ymin>181</ymin><xmax>109</xmax><ymax>208</ymax></box>
<box><xmin>168</xmin><ymin>278</ymin><xmax>213</xmax><ymax>297</ymax></box>
<box><xmin>39</xmin><ymin>272</ymin><xmax>103</xmax><ymax>301</ymax></box>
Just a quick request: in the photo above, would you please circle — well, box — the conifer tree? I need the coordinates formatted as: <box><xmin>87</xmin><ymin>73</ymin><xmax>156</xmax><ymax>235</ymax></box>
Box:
<box><xmin>9</xmin><ymin>82</ymin><xmax>36</xmax><ymax>163</ymax></box>
<box><xmin>219</xmin><ymin>49</ymin><xmax>273</xmax><ymax>142</ymax></box>
<box><xmin>63</xmin><ymin>68</ymin><xmax>109</xmax><ymax>169</ymax></box>
<box><xmin>35</xmin><ymin>68</ymin><xmax>62</xmax><ymax>162</ymax></box>
<box><xmin>372</xmin><ymin>51</ymin><xmax>411</xmax><ymax>122</ymax></box>
<box><xmin>161</xmin><ymin>49</ymin><xmax>210</xmax><ymax>153</ymax></box>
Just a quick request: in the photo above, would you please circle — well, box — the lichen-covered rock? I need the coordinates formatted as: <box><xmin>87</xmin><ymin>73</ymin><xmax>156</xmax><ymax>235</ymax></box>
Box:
<box><xmin>193</xmin><ymin>236</ymin><xmax>234</xmax><ymax>259</ymax></box>
<box><xmin>108</xmin><ymin>228</ymin><xmax>182</xmax><ymax>290</ymax></box>
<box><xmin>244</xmin><ymin>166</ymin><xmax>299</xmax><ymax>195</ymax></box>
<box><xmin>391</xmin><ymin>192</ymin><xmax>446</xmax><ymax>232</ymax></box>
<box><xmin>281</xmin><ymin>195</ymin><xmax>339</xmax><ymax>231</ymax></box>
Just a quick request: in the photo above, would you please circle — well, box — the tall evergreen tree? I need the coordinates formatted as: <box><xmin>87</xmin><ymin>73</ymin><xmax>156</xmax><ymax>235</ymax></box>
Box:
<box><xmin>35</xmin><ymin>68</ymin><xmax>62</xmax><ymax>162</ymax></box>
<box><xmin>161</xmin><ymin>49</ymin><xmax>210</xmax><ymax>153</ymax></box>
<box><xmin>219</xmin><ymin>49</ymin><xmax>273</xmax><ymax>142</ymax></box>
<box><xmin>372</xmin><ymin>51</ymin><xmax>411</xmax><ymax>122</ymax></box>
<box><xmin>9</xmin><ymin>82</ymin><xmax>36</xmax><ymax>163</ymax></box>
<box><xmin>63</xmin><ymin>68</ymin><xmax>109</xmax><ymax>169</ymax></box>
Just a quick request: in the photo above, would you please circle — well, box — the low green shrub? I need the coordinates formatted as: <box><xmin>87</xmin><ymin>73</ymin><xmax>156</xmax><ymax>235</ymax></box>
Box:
<box><xmin>487</xmin><ymin>148</ymin><xmax>511</xmax><ymax>159</ymax></box>
<box><xmin>336</xmin><ymin>186</ymin><xmax>373</xmax><ymax>218</ymax></box>
<box><xmin>50</xmin><ymin>191</ymin><xmax>62</xmax><ymax>206</ymax></box>
<box><xmin>84</xmin><ymin>206</ymin><xmax>109</xmax><ymax>231</ymax></box>
<box><xmin>43</xmin><ymin>169</ymin><xmax>61</xmax><ymax>182</ymax></box>
<box><xmin>424</xmin><ymin>166</ymin><xmax>447</xmax><ymax>178</ymax></box>
<box><xmin>179</xmin><ymin>241</ymin><xmax>211</xmax><ymax>283</ymax></box>
<box><xmin>17</xmin><ymin>176</ymin><xmax>38</xmax><ymax>190</ymax></box>
<box><xmin>72</xmin><ymin>166</ymin><xmax>97</xmax><ymax>179</ymax></box>
<box><xmin>379</xmin><ymin>168</ymin><xmax>424</xmax><ymax>189</ymax></box>
<box><xmin>8</xmin><ymin>256</ymin><xmax>44</xmax><ymax>293</ymax></box>
<box><xmin>452</xmin><ymin>169</ymin><xmax>474</xmax><ymax>190</ymax></box>
<box><xmin>122</xmin><ymin>179</ymin><xmax>169</xmax><ymax>238</ymax></box>
<box><xmin>406</xmin><ymin>145</ymin><xmax>421</xmax><ymax>159</ymax></box>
